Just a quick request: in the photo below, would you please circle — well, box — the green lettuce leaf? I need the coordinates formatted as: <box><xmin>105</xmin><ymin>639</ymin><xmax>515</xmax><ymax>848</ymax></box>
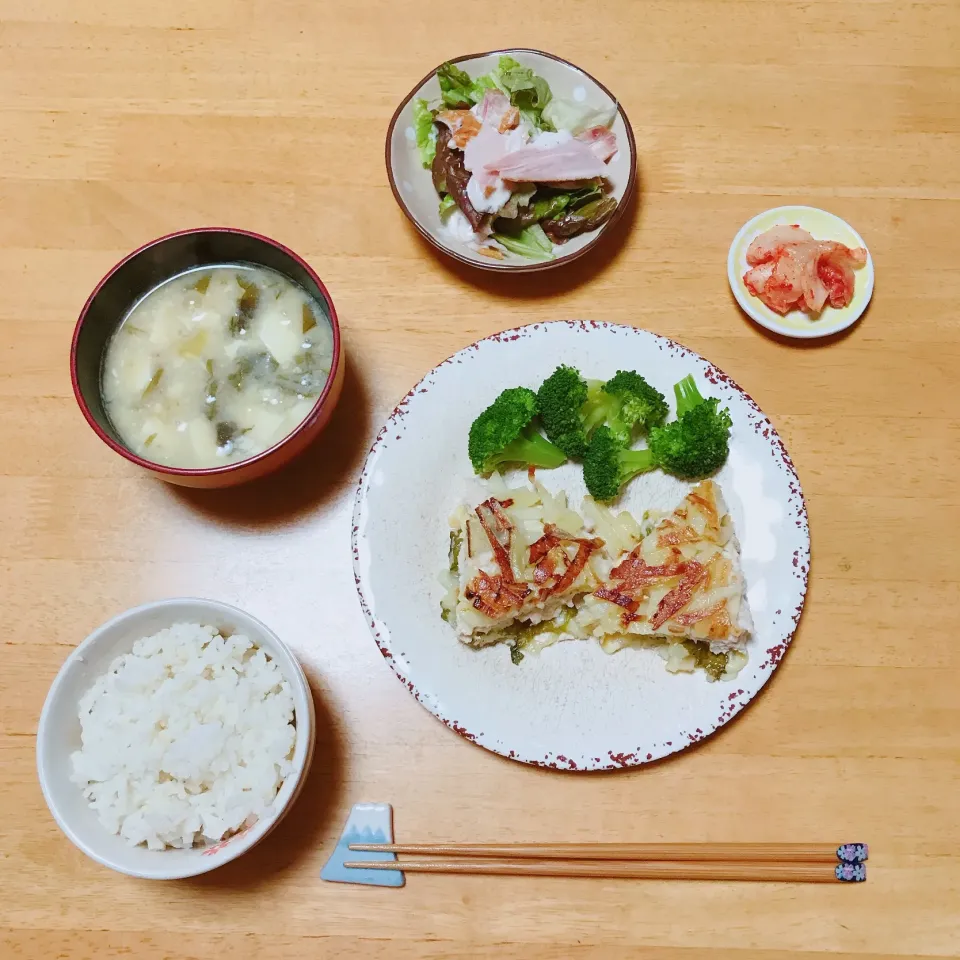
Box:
<box><xmin>436</xmin><ymin>57</ymin><xmax>555</xmax><ymax>127</ymax></box>
<box><xmin>567</xmin><ymin>183</ymin><xmax>605</xmax><ymax>206</ymax></box>
<box><xmin>437</xmin><ymin>62</ymin><xmax>478</xmax><ymax>107</ymax></box>
<box><xmin>541</xmin><ymin>98</ymin><xmax>616</xmax><ymax>135</ymax></box>
<box><xmin>541</xmin><ymin>197</ymin><xmax>618</xmax><ymax>242</ymax></box>
<box><xmin>491</xmin><ymin>56</ymin><xmax>554</xmax><ymax>130</ymax></box>
<box><xmin>436</xmin><ymin>62</ymin><xmax>502</xmax><ymax>108</ymax></box>
<box><xmin>438</xmin><ymin>194</ymin><xmax>457</xmax><ymax>218</ymax></box>
<box><xmin>532</xmin><ymin>193</ymin><xmax>570</xmax><ymax>221</ymax></box>
<box><xmin>470</xmin><ymin>73</ymin><xmax>498</xmax><ymax>102</ymax></box>
<box><xmin>532</xmin><ymin>184</ymin><xmax>604</xmax><ymax>221</ymax></box>
<box><xmin>492</xmin><ymin>223</ymin><xmax>555</xmax><ymax>261</ymax></box>
<box><xmin>412</xmin><ymin>99</ymin><xmax>437</xmax><ymax>168</ymax></box>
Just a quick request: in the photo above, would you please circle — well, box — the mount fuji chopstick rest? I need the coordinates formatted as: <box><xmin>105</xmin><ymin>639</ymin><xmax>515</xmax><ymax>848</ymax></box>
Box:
<box><xmin>321</xmin><ymin>803</ymin><xmax>404</xmax><ymax>887</ymax></box>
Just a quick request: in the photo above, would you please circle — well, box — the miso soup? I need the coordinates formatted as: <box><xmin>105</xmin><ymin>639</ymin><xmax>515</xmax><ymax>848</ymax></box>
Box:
<box><xmin>102</xmin><ymin>265</ymin><xmax>334</xmax><ymax>468</ymax></box>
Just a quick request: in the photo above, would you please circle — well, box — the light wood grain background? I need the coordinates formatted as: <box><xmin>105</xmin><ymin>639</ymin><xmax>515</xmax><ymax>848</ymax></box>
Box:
<box><xmin>2</xmin><ymin>1</ymin><xmax>959</xmax><ymax>957</ymax></box>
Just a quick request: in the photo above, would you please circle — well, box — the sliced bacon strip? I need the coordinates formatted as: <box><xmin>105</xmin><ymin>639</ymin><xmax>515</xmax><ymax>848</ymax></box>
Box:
<box><xmin>545</xmin><ymin>540</ymin><xmax>596</xmax><ymax>597</ymax></box>
<box><xmin>650</xmin><ymin>561</ymin><xmax>708</xmax><ymax>629</ymax></box>
<box><xmin>497</xmin><ymin>579</ymin><xmax>530</xmax><ymax>605</ymax></box>
<box><xmin>673</xmin><ymin>601</ymin><xmax>724</xmax><ymax>626</ymax></box>
<box><xmin>687</xmin><ymin>491</ymin><xmax>719</xmax><ymax>531</ymax></box>
<box><xmin>656</xmin><ymin>522</ymin><xmax>700</xmax><ymax>548</ymax></box>
<box><xmin>464</xmin><ymin>572</ymin><xmax>531</xmax><ymax>618</ymax></box>
<box><xmin>485</xmin><ymin>138</ymin><xmax>608</xmax><ymax>182</ymax></box>
<box><xmin>475</xmin><ymin>498</ymin><xmax>515</xmax><ymax>581</ymax></box>
<box><xmin>596</xmin><ymin>550</ymin><xmax>692</xmax><ymax>623</ymax></box>
<box><xmin>610</xmin><ymin>549</ymin><xmax>689</xmax><ymax>588</ymax></box>
<box><xmin>533</xmin><ymin>548</ymin><xmax>560</xmax><ymax>585</ymax></box>
<box><xmin>576</xmin><ymin>125</ymin><xmax>617</xmax><ymax>163</ymax></box>
<box><xmin>528</xmin><ymin>524</ymin><xmax>564</xmax><ymax>564</ymax></box>
<box><xmin>527</xmin><ymin>524</ymin><xmax>602</xmax><ymax>597</ymax></box>
<box><xmin>701</xmin><ymin>606</ymin><xmax>734</xmax><ymax>640</ymax></box>
<box><xmin>594</xmin><ymin>588</ymin><xmax>639</xmax><ymax>613</ymax></box>
<box><xmin>478</xmin><ymin>90</ymin><xmax>511</xmax><ymax>127</ymax></box>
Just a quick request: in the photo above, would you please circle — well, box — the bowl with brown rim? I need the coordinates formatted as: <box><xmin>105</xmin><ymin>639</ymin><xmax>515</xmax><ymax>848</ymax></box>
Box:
<box><xmin>70</xmin><ymin>228</ymin><xmax>344</xmax><ymax>488</ymax></box>
<box><xmin>386</xmin><ymin>49</ymin><xmax>637</xmax><ymax>273</ymax></box>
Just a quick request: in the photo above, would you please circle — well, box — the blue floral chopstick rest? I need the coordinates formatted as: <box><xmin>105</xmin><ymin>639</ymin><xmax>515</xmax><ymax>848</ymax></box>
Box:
<box><xmin>321</xmin><ymin>802</ymin><xmax>404</xmax><ymax>887</ymax></box>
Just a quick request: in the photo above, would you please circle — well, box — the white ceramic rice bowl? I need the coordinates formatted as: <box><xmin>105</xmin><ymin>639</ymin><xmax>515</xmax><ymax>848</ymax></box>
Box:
<box><xmin>36</xmin><ymin>598</ymin><xmax>315</xmax><ymax>879</ymax></box>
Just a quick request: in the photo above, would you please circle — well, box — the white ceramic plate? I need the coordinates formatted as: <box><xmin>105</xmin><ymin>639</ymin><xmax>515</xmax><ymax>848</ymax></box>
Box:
<box><xmin>728</xmin><ymin>205</ymin><xmax>874</xmax><ymax>339</ymax></box>
<box><xmin>386</xmin><ymin>49</ymin><xmax>637</xmax><ymax>273</ymax></box>
<box><xmin>353</xmin><ymin>323</ymin><xmax>809</xmax><ymax>770</ymax></box>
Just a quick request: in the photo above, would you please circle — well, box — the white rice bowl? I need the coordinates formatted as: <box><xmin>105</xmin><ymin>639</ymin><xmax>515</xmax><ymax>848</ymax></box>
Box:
<box><xmin>37</xmin><ymin>599</ymin><xmax>315</xmax><ymax>879</ymax></box>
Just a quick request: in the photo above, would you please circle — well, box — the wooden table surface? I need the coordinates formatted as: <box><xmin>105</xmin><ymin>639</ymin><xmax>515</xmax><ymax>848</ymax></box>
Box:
<box><xmin>3</xmin><ymin>2</ymin><xmax>959</xmax><ymax>957</ymax></box>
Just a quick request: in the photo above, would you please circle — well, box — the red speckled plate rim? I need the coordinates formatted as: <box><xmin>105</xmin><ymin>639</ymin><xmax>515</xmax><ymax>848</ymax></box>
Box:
<box><xmin>351</xmin><ymin>322</ymin><xmax>810</xmax><ymax>770</ymax></box>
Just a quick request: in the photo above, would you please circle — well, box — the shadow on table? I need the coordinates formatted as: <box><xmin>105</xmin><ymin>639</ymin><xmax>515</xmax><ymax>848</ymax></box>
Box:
<box><xmin>186</xmin><ymin>668</ymin><xmax>345</xmax><ymax>890</ymax></box>
<box><xmin>169</xmin><ymin>354</ymin><xmax>370</xmax><ymax>527</ymax></box>
<box><xmin>413</xmin><ymin>166</ymin><xmax>643</xmax><ymax>300</ymax></box>
<box><xmin>730</xmin><ymin>288</ymin><xmax>871</xmax><ymax>349</ymax></box>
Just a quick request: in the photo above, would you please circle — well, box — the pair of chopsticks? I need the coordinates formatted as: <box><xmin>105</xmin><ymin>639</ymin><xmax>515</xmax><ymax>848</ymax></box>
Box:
<box><xmin>345</xmin><ymin>841</ymin><xmax>868</xmax><ymax>884</ymax></box>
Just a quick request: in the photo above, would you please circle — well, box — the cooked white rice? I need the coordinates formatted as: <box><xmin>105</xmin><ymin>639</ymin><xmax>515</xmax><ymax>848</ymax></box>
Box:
<box><xmin>70</xmin><ymin>622</ymin><xmax>296</xmax><ymax>851</ymax></box>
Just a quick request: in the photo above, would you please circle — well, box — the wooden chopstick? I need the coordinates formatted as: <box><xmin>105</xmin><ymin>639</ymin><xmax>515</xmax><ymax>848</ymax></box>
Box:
<box><xmin>348</xmin><ymin>842</ymin><xmax>864</xmax><ymax>864</ymax></box>
<box><xmin>343</xmin><ymin>858</ymin><xmax>863</xmax><ymax>883</ymax></box>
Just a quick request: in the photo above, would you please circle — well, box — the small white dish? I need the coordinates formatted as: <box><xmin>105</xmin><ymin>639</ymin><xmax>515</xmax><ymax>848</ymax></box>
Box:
<box><xmin>727</xmin><ymin>205</ymin><xmax>874</xmax><ymax>339</ymax></box>
<box><xmin>36</xmin><ymin>598</ymin><xmax>315</xmax><ymax>880</ymax></box>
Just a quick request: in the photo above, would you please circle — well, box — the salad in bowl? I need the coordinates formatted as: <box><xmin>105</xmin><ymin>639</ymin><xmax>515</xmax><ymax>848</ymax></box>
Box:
<box><xmin>387</xmin><ymin>50</ymin><xmax>636</xmax><ymax>271</ymax></box>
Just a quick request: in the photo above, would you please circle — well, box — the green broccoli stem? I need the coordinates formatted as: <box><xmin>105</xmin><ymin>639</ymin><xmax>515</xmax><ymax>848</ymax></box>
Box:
<box><xmin>619</xmin><ymin>446</ymin><xmax>655</xmax><ymax>481</ymax></box>
<box><xmin>674</xmin><ymin>374</ymin><xmax>704</xmax><ymax>418</ymax></box>
<box><xmin>582</xmin><ymin>380</ymin><xmax>618</xmax><ymax>434</ymax></box>
<box><xmin>499</xmin><ymin>425</ymin><xmax>567</xmax><ymax>469</ymax></box>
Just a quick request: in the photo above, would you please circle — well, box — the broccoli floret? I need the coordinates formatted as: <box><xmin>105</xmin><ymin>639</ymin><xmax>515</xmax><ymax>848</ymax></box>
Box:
<box><xmin>582</xmin><ymin>425</ymin><xmax>655</xmax><ymax>501</ymax></box>
<box><xmin>605</xmin><ymin>370</ymin><xmax>670</xmax><ymax>431</ymax></box>
<box><xmin>536</xmin><ymin>365</ymin><xmax>590</xmax><ymax>458</ymax></box>
<box><xmin>582</xmin><ymin>376</ymin><xmax>732</xmax><ymax>500</ymax></box>
<box><xmin>537</xmin><ymin>366</ymin><xmax>667</xmax><ymax>457</ymax></box>
<box><xmin>646</xmin><ymin>375</ymin><xmax>732</xmax><ymax>480</ymax></box>
<box><xmin>468</xmin><ymin>387</ymin><xmax>567</xmax><ymax>475</ymax></box>
<box><xmin>581</xmin><ymin>370</ymin><xmax>669</xmax><ymax>445</ymax></box>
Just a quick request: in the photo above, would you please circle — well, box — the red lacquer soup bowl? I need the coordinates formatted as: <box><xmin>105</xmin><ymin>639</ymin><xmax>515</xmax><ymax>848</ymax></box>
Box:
<box><xmin>70</xmin><ymin>228</ymin><xmax>344</xmax><ymax>488</ymax></box>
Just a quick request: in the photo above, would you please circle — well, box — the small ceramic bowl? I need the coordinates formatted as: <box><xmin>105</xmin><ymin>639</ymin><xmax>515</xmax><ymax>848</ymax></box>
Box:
<box><xmin>71</xmin><ymin>228</ymin><xmax>344</xmax><ymax>488</ymax></box>
<box><xmin>728</xmin><ymin>205</ymin><xmax>874</xmax><ymax>339</ymax></box>
<box><xmin>37</xmin><ymin>598</ymin><xmax>316</xmax><ymax>880</ymax></box>
<box><xmin>386</xmin><ymin>49</ymin><xmax>637</xmax><ymax>272</ymax></box>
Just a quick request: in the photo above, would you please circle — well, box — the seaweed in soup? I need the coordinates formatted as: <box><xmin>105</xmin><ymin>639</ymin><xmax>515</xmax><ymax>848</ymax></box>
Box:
<box><xmin>227</xmin><ymin>352</ymin><xmax>278</xmax><ymax>391</ymax></box>
<box><xmin>204</xmin><ymin>359</ymin><xmax>219</xmax><ymax>421</ymax></box>
<box><xmin>229</xmin><ymin>276</ymin><xmax>260</xmax><ymax>337</ymax></box>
